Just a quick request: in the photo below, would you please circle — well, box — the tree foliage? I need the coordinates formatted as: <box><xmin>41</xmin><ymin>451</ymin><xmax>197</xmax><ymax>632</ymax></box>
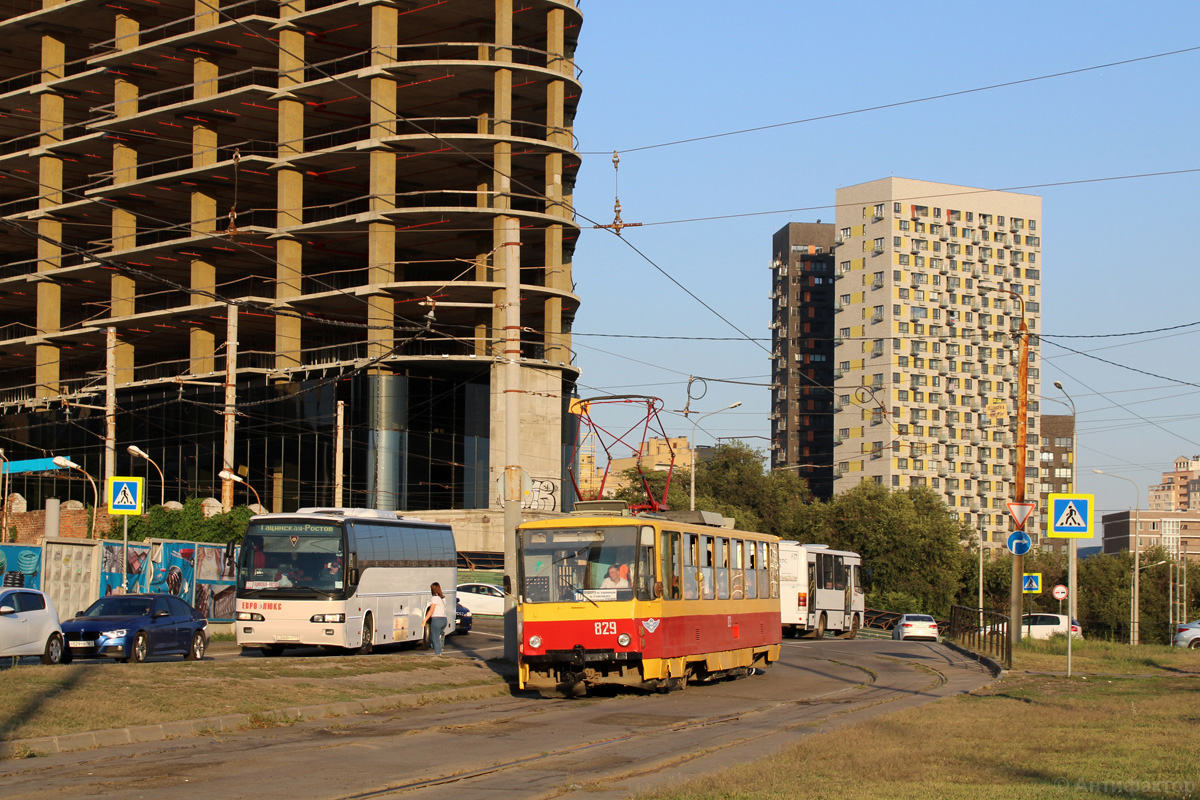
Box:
<box><xmin>105</xmin><ymin>499</ymin><xmax>254</xmax><ymax>543</ymax></box>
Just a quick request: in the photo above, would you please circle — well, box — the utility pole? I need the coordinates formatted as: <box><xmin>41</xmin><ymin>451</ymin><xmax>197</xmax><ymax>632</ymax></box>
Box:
<box><xmin>1009</xmin><ymin>300</ymin><xmax>1029</xmax><ymax>657</ymax></box>
<box><xmin>334</xmin><ymin>399</ymin><xmax>344</xmax><ymax>507</ymax></box>
<box><xmin>501</xmin><ymin>216</ymin><xmax>522</xmax><ymax>662</ymax></box>
<box><xmin>221</xmin><ymin>306</ymin><xmax>238</xmax><ymax>512</ymax></box>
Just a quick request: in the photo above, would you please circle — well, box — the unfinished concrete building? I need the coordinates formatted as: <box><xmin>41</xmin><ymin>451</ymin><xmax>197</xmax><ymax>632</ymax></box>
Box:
<box><xmin>0</xmin><ymin>0</ymin><xmax>583</xmax><ymax>551</ymax></box>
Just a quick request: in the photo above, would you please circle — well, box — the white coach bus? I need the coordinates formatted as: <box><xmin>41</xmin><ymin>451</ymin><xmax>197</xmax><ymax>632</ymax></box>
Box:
<box><xmin>778</xmin><ymin>541</ymin><xmax>864</xmax><ymax>639</ymax></box>
<box><xmin>235</xmin><ymin>508</ymin><xmax>456</xmax><ymax>656</ymax></box>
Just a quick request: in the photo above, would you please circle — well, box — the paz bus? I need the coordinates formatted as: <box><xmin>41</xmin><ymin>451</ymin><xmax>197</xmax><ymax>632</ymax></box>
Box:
<box><xmin>517</xmin><ymin>502</ymin><xmax>782</xmax><ymax>696</ymax></box>
<box><xmin>235</xmin><ymin>508</ymin><xmax>456</xmax><ymax>655</ymax></box>
<box><xmin>778</xmin><ymin>541</ymin><xmax>864</xmax><ymax>639</ymax></box>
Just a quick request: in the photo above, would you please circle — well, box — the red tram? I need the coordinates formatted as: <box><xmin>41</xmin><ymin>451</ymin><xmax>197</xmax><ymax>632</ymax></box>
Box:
<box><xmin>517</xmin><ymin>503</ymin><xmax>782</xmax><ymax>696</ymax></box>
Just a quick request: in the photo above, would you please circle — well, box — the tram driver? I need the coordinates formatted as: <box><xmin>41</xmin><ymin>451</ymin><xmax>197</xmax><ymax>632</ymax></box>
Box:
<box><xmin>600</xmin><ymin>564</ymin><xmax>630</xmax><ymax>589</ymax></box>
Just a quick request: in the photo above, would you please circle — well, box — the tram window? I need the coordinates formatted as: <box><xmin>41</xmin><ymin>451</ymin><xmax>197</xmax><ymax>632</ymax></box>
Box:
<box><xmin>744</xmin><ymin>540</ymin><xmax>757</xmax><ymax>599</ymax></box>
<box><xmin>769</xmin><ymin>543</ymin><xmax>780</xmax><ymax>599</ymax></box>
<box><xmin>700</xmin><ymin>535</ymin><xmax>715</xmax><ymax>600</ymax></box>
<box><xmin>715</xmin><ymin>538</ymin><xmax>730</xmax><ymax>600</ymax></box>
<box><xmin>682</xmin><ymin>533</ymin><xmax>698</xmax><ymax>599</ymax></box>
<box><xmin>662</xmin><ymin>531</ymin><xmax>681</xmax><ymax>599</ymax></box>
<box><xmin>757</xmin><ymin>542</ymin><xmax>769</xmax><ymax>599</ymax></box>
<box><xmin>730</xmin><ymin>538</ymin><xmax>744</xmax><ymax>599</ymax></box>
<box><xmin>637</xmin><ymin>526</ymin><xmax>655</xmax><ymax>600</ymax></box>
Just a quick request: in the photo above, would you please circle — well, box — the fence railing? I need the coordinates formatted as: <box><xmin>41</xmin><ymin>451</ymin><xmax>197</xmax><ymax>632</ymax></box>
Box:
<box><xmin>948</xmin><ymin>604</ymin><xmax>1011</xmax><ymax>668</ymax></box>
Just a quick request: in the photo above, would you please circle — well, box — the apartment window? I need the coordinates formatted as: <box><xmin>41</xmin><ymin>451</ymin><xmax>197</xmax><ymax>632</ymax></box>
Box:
<box><xmin>899</xmin><ymin>288</ymin><xmax>910</xmax><ymax>300</ymax></box>
<box><xmin>838</xmin><ymin>361</ymin><xmax>850</xmax><ymax>371</ymax></box>
<box><xmin>839</xmin><ymin>227</ymin><xmax>850</xmax><ymax>240</ymax></box>
<box><xmin>894</xmin><ymin>202</ymin><xmax>903</xmax><ymax>214</ymax></box>
<box><xmin>894</xmin><ymin>236</ymin><xmax>903</xmax><ymax>248</ymax></box>
<box><xmin>898</xmin><ymin>322</ymin><xmax>909</xmax><ymax>333</ymax></box>
<box><xmin>840</xmin><ymin>261</ymin><xmax>851</xmax><ymax>273</ymax></box>
<box><xmin>899</xmin><ymin>219</ymin><xmax>910</xmax><ymax>231</ymax></box>
<box><xmin>1054</xmin><ymin>467</ymin><xmax>1073</xmax><ymax>479</ymax></box>
<box><xmin>873</xmin><ymin>204</ymin><xmax>885</xmax><ymax>218</ymax></box>
<box><xmin>965</xmin><ymin>212</ymin><xmax>974</xmax><ymax>222</ymax></box>
<box><xmin>898</xmin><ymin>254</ymin><xmax>910</xmax><ymax>266</ymax></box>
<box><xmin>1055</xmin><ymin>437</ymin><xmax>1073</xmax><ymax>447</ymax></box>
<box><xmin>873</xmin><ymin>237</ymin><xmax>885</xmax><ymax>253</ymax></box>
<box><xmin>839</xmin><ymin>328</ymin><xmax>850</xmax><ymax>338</ymax></box>
<box><xmin>839</xmin><ymin>294</ymin><xmax>850</xmax><ymax>305</ymax></box>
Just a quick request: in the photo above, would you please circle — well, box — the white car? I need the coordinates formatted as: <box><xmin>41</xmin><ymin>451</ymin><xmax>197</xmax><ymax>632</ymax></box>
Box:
<box><xmin>456</xmin><ymin>582</ymin><xmax>506</xmax><ymax>616</ymax></box>
<box><xmin>1019</xmin><ymin>613</ymin><xmax>1083</xmax><ymax>640</ymax></box>
<box><xmin>892</xmin><ymin>614</ymin><xmax>939</xmax><ymax>641</ymax></box>
<box><xmin>0</xmin><ymin>588</ymin><xmax>68</xmax><ymax>664</ymax></box>
<box><xmin>1173</xmin><ymin>620</ymin><xmax>1200</xmax><ymax>649</ymax></box>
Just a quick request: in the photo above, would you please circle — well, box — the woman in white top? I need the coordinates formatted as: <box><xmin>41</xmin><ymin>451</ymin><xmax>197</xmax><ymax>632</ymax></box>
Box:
<box><xmin>424</xmin><ymin>582</ymin><xmax>448</xmax><ymax>655</ymax></box>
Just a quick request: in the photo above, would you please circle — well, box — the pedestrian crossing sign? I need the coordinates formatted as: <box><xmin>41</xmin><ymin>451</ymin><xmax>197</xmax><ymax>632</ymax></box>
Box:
<box><xmin>109</xmin><ymin>476</ymin><xmax>144</xmax><ymax>516</ymax></box>
<box><xmin>1022</xmin><ymin>573</ymin><xmax>1042</xmax><ymax>594</ymax></box>
<box><xmin>1047</xmin><ymin>493</ymin><xmax>1093</xmax><ymax>538</ymax></box>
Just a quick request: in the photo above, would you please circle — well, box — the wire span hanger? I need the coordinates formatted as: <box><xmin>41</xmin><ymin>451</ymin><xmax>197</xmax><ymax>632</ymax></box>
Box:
<box><xmin>592</xmin><ymin>151</ymin><xmax>641</xmax><ymax>236</ymax></box>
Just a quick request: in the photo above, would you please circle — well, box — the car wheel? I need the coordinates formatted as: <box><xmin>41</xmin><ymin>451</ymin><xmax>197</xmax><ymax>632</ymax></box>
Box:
<box><xmin>131</xmin><ymin>631</ymin><xmax>149</xmax><ymax>663</ymax></box>
<box><xmin>358</xmin><ymin>615</ymin><xmax>373</xmax><ymax>655</ymax></box>
<box><xmin>41</xmin><ymin>632</ymin><xmax>66</xmax><ymax>665</ymax></box>
<box><xmin>1190</xmin><ymin>639</ymin><xmax>1200</xmax><ymax>650</ymax></box>
<box><xmin>185</xmin><ymin>632</ymin><xmax>206</xmax><ymax>661</ymax></box>
<box><xmin>260</xmin><ymin>645</ymin><xmax>284</xmax><ymax>657</ymax></box>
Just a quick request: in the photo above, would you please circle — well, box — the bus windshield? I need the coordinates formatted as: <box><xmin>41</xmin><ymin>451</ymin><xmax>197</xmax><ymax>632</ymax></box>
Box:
<box><xmin>238</xmin><ymin>521</ymin><xmax>346</xmax><ymax>597</ymax></box>
<box><xmin>520</xmin><ymin>525</ymin><xmax>638</xmax><ymax>603</ymax></box>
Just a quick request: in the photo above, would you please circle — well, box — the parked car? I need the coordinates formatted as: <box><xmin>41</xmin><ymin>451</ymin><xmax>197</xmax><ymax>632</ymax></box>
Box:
<box><xmin>1019</xmin><ymin>613</ymin><xmax>1083</xmax><ymax>640</ymax></box>
<box><xmin>62</xmin><ymin>593</ymin><xmax>208</xmax><ymax>663</ymax></box>
<box><xmin>1173</xmin><ymin>620</ymin><xmax>1200</xmax><ymax>649</ymax></box>
<box><xmin>457</xmin><ymin>582</ymin><xmax>505</xmax><ymax>616</ymax></box>
<box><xmin>892</xmin><ymin>614</ymin><xmax>939</xmax><ymax>641</ymax></box>
<box><xmin>454</xmin><ymin>601</ymin><xmax>473</xmax><ymax>635</ymax></box>
<box><xmin>0</xmin><ymin>588</ymin><xmax>68</xmax><ymax>664</ymax></box>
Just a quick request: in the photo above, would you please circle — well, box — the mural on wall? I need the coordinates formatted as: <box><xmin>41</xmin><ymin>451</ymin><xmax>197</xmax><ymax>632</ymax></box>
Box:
<box><xmin>100</xmin><ymin>542</ymin><xmax>151</xmax><ymax>596</ymax></box>
<box><xmin>193</xmin><ymin>543</ymin><xmax>238</xmax><ymax>623</ymax></box>
<box><xmin>0</xmin><ymin>544</ymin><xmax>42</xmax><ymax>590</ymax></box>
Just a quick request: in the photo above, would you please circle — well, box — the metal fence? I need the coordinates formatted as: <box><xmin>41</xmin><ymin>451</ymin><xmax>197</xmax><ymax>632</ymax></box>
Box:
<box><xmin>948</xmin><ymin>605</ymin><xmax>1011</xmax><ymax>669</ymax></box>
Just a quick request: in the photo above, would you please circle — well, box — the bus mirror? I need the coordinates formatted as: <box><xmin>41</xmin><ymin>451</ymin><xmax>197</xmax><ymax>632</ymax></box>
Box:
<box><xmin>654</xmin><ymin>581</ymin><xmax>663</xmax><ymax>599</ymax></box>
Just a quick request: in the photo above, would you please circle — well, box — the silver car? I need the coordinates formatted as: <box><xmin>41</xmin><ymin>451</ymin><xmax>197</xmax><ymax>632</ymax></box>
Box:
<box><xmin>1174</xmin><ymin>620</ymin><xmax>1200</xmax><ymax>649</ymax></box>
<box><xmin>0</xmin><ymin>588</ymin><xmax>68</xmax><ymax>664</ymax></box>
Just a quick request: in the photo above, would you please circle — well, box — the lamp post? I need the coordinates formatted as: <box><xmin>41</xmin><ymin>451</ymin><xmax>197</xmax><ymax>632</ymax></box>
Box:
<box><xmin>1093</xmin><ymin>468</ymin><xmax>1141</xmax><ymax>645</ymax></box>
<box><xmin>127</xmin><ymin>445</ymin><xmax>165</xmax><ymax>508</ymax></box>
<box><xmin>52</xmin><ymin>456</ymin><xmax>99</xmax><ymax>539</ymax></box>
<box><xmin>0</xmin><ymin>448</ymin><xmax>8</xmax><ymax>543</ymax></box>
<box><xmin>689</xmin><ymin>402</ymin><xmax>742</xmax><ymax>512</ymax></box>
<box><xmin>981</xmin><ymin>282</ymin><xmax>1028</xmax><ymax>653</ymax></box>
<box><xmin>1052</xmin><ymin>381</ymin><xmax>1079</xmax><ymax>624</ymax></box>
<box><xmin>219</xmin><ymin>469</ymin><xmax>261</xmax><ymax>509</ymax></box>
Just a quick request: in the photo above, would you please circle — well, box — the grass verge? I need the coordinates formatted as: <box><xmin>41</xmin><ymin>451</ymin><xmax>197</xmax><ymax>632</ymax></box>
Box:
<box><xmin>641</xmin><ymin>643</ymin><xmax>1200</xmax><ymax>800</ymax></box>
<box><xmin>0</xmin><ymin>653</ymin><xmax>508</xmax><ymax>743</ymax></box>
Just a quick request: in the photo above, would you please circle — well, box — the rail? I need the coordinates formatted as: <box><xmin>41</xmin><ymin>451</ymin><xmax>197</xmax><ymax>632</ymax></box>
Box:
<box><xmin>947</xmin><ymin>604</ymin><xmax>1011</xmax><ymax>669</ymax></box>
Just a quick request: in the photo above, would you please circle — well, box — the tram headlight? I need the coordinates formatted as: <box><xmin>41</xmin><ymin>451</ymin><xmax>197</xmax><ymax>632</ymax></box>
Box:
<box><xmin>310</xmin><ymin>613</ymin><xmax>345</xmax><ymax>623</ymax></box>
<box><xmin>528</xmin><ymin>635</ymin><xmax>542</xmax><ymax>649</ymax></box>
<box><xmin>237</xmin><ymin>612</ymin><xmax>265</xmax><ymax>621</ymax></box>
<box><xmin>617</xmin><ymin>633</ymin><xmax>632</xmax><ymax>647</ymax></box>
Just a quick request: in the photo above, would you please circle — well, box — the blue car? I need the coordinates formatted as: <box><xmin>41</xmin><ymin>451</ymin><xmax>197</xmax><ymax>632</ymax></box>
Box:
<box><xmin>62</xmin><ymin>593</ymin><xmax>208</xmax><ymax>663</ymax></box>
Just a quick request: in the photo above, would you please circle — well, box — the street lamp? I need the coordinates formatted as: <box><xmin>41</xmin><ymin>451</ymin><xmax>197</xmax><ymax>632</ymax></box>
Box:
<box><xmin>1052</xmin><ymin>381</ymin><xmax>1079</xmax><ymax>623</ymax></box>
<box><xmin>218</xmin><ymin>469</ymin><xmax>261</xmax><ymax>509</ymax></box>
<box><xmin>980</xmin><ymin>282</ymin><xmax>1028</xmax><ymax>652</ymax></box>
<box><xmin>52</xmin><ymin>456</ymin><xmax>99</xmax><ymax>539</ymax></box>
<box><xmin>689</xmin><ymin>402</ymin><xmax>742</xmax><ymax>512</ymax></box>
<box><xmin>127</xmin><ymin>445</ymin><xmax>165</xmax><ymax>508</ymax></box>
<box><xmin>1093</xmin><ymin>468</ymin><xmax>1141</xmax><ymax>645</ymax></box>
<box><xmin>0</xmin><ymin>448</ymin><xmax>9</xmax><ymax>543</ymax></box>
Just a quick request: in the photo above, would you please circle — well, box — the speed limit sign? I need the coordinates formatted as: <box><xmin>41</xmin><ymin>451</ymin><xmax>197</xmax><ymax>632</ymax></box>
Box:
<box><xmin>1052</xmin><ymin>584</ymin><xmax>1068</xmax><ymax>600</ymax></box>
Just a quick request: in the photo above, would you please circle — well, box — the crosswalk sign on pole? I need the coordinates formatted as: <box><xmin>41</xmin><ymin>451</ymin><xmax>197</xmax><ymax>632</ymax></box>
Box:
<box><xmin>1047</xmin><ymin>493</ymin><xmax>1093</xmax><ymax>538</ymax></box>
<box><xmin>1022</xmin><ymin>573</ymin><xmax>1042</xmax><ymax>594</ymax></box>
<box><xmin>109</xmin><ymin>476</ymin><xmax>144</xmax><ymax>516</ymax></box>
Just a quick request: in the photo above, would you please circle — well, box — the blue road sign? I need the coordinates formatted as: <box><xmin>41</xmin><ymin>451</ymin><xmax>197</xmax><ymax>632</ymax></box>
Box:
<box><xmin>1022</xmin><ymin>573</ymin><xmax>1042</xmax><ymax>593</ymax></box>
<box><xmin>1007</xmin><ymin>530</ymin><xmax>1032</xmax><ymax>556</ymax></box>
<box><xmin>1048</xmin><ymin>493</ymin><xmax>1093</xmax><ymax>538</ymax></box>
<box><xmin>109</xmin><ymin>476</ymin><xmax>144</xmax><ymax>516</ymax></box>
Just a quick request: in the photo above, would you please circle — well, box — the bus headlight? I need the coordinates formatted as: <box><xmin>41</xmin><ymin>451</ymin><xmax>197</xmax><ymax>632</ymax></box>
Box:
<box><xmin>528</xmin><ymin>635</ymin><xmax>542</xmax><ymax>649</ymax></box>
<box><xmin>310</xmin><ymin>613</ymin><xmax>345</xmax><ymax>623</ymax></box>
<box><xmin>237</xmin><ymin>612</ymin><xmax>265</xmax><ymax>621</ymax></box>
<box><xmin>617</xmin><ymin>633</ymin><xmax>632</xmax><ymax>647</ymax></box>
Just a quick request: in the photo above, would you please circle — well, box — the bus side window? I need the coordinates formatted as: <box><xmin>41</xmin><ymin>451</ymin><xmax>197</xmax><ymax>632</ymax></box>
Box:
<box><xmin>730</xmin><ymin>538</ymin><xmax>744</xmax><ymax>599</ymax></box>
<box><xmin>744</xmin><ymin>540</ymin><xmax>757</xmax><ymax>599</ymax></box>
<box><xmin>853</xmin><ymin>564</ymin><xmax>864</xmax><ymax>595</ymax></box>
<box><xmin>833</xmin><ymin>555</ymin><xmax>846</xmax><ymax>591</ymax></box>
<box><xmin>662</xmin><ymin>531</ymin><xmax>681</xmax><ymax>599</ymax></box>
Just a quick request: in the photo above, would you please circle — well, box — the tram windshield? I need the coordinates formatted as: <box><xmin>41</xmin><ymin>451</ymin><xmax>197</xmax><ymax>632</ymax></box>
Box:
<box><xmin>520</xmin><ymin>525</ymin><xmax>651</xmax><ymax>603</ymax></box>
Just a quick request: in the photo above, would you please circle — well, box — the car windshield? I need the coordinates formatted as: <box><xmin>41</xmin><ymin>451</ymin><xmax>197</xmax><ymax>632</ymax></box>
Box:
<box><xmin>238</xmin><ymin>522</ymin><xmax>346</xmax><ymax>597</ymax></box>
<box><xmin>85</xmin><ymin>597</ymin><xmax>153</xmax><ymax>617</ymax></box>
<box><xmin>520</xmin><ymin>525</ymin><xmax>638</xmax><ymax>603</ymax></box>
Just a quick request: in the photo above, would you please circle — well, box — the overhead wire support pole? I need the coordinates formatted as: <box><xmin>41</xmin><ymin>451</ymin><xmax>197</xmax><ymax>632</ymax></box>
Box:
<box><xmin>502</xmin><ymin>216</ymin><xmax>522</xmax><ymax>663</ymax></box>
<box><xmin>221</xmin><ymin>306</ymin><xmax>238</xmax><ymax>513</ymax></box>
<box><xmin>105</xmin><ymin>327</ymin><xmax>117</xmax><ymax>492</ymax></box>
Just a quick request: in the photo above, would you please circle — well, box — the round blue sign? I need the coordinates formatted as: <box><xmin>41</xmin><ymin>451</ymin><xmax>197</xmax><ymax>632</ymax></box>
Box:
<box><xmin>1007</xmin><ymin>530</ymin><xmax>1032</xmax><ymax>556</ymax></box>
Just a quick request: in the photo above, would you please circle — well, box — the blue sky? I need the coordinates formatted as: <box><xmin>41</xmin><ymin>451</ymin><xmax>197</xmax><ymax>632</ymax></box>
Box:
<box><xmin>564</xmin><ymin>1</ymin><xmax>1200</xmax><ymax>518</ymax></box>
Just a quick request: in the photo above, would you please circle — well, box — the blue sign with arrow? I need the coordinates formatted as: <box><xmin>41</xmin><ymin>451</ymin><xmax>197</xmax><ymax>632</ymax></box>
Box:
<box><xmin>1007</xmin><ymin>530</ymin><xmax>1032</xmax><ymax>556</ymax></box>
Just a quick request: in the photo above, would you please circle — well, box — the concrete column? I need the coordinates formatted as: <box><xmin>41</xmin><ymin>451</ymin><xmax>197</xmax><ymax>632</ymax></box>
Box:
<box><xmin>274</xmin><ymin>9</ymin><xmax>305</xmax><ymax>371</ymax></box>
<box><xmin>189</xmin><ymin>47</ymin><xmax>220</xmax><ymax>374</ymax></box>
<box><xmin>543</xmin><ymin>7</ymin><xmax>569</xmax><ymax>365</ymax></box>
<box><xmin>36</xmin><ymin>33</ymin><xmax>66</xmax><ymax>398</ymax></box>
<box><xmin>110</xmin><ymin>11</ymin><xmax>140</xmax><ymax>384</ymax></box>
<box><xmin>490</xmin><ymin>0</ymin><xmax>513</xmax><ymax>356</ymax></box>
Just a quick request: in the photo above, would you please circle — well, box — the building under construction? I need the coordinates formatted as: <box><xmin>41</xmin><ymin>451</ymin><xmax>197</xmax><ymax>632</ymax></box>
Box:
<box><xmin>0</xmin><ymin>0</ymin><xmax>583</xmax><ymax>550</ymax></box>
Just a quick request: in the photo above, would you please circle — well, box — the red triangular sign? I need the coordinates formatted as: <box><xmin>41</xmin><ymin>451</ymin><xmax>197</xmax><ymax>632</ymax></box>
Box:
<box><xmin>1007</xmin><ymin>501</ymin><xmax>1036</xmax><ymax>529</ymax></box>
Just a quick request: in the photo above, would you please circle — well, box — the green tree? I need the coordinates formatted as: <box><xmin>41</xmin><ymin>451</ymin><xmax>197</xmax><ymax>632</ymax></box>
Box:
<box><xmin>105</xmin><ymin>498</ymin><xmax>254</xmax><ymax>543</ymax></box>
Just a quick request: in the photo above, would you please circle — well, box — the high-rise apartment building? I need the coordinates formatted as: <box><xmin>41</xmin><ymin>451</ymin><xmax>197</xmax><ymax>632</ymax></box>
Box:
<box><xmin>775</xmin><ymin>178</ymin><xmax>1043</xmax><ymax>549</ymax></box>
<box><xmin>1148</xmin><ymin>456</ymin><xmax>1200</xmax><ymax>511</ymax></box>
<box><xmin>0</xmin><ymin>0</ymin><xmax>583</xmax><ymax>551</ymax></box>
<box><xmin>1037</xmin><ymin>414</ymin><xmax>1074</xmax><ymax>550</ymax></box>
<box><xmin>769</xmin><ymin>223</ymin><xmax>837</xmax><ymax>498</ymax></box>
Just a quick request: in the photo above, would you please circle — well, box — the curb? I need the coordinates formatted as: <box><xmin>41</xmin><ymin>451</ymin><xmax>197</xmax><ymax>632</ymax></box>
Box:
<box><xmin>0</xmin><ymin>682</ymin><xmax>510</xmax><ymax>759</ymax></box>
<box><xmin>942</xmin><ymin>639</ymin><xmax>1005</xmax><ymax>678</ymax></box>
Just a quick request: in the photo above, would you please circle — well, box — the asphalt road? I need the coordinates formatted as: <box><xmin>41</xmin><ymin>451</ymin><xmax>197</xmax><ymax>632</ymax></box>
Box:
<box><xmin>0</xmin><ymin>624</ymin><xmax>994</xmax><ymax>800</ymax></box>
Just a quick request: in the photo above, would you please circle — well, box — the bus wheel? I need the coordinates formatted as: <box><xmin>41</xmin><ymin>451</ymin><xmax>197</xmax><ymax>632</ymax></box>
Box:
<box><xmin>844</xmin><ymin>615</ymin><xmax>860</xmax><ymax>639</ymax></box>
<box><xmin>418</xmin><ymin>623</ymin><xmax>431</xmax><ymax>651</ymax></box>
<box><xmin>358</xmin><ymin>615</ymin><xmax>374</xmax><ymax>655</ymax></box>
<box><xmin>260</xmin><ymin>645</ymin><xmax>284</xmax><ymax>657</ymax></box>
<box><xmin>814</xmin><ymin>613</ymin><xmax>826</xmax><ymax>639</ymax></box>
